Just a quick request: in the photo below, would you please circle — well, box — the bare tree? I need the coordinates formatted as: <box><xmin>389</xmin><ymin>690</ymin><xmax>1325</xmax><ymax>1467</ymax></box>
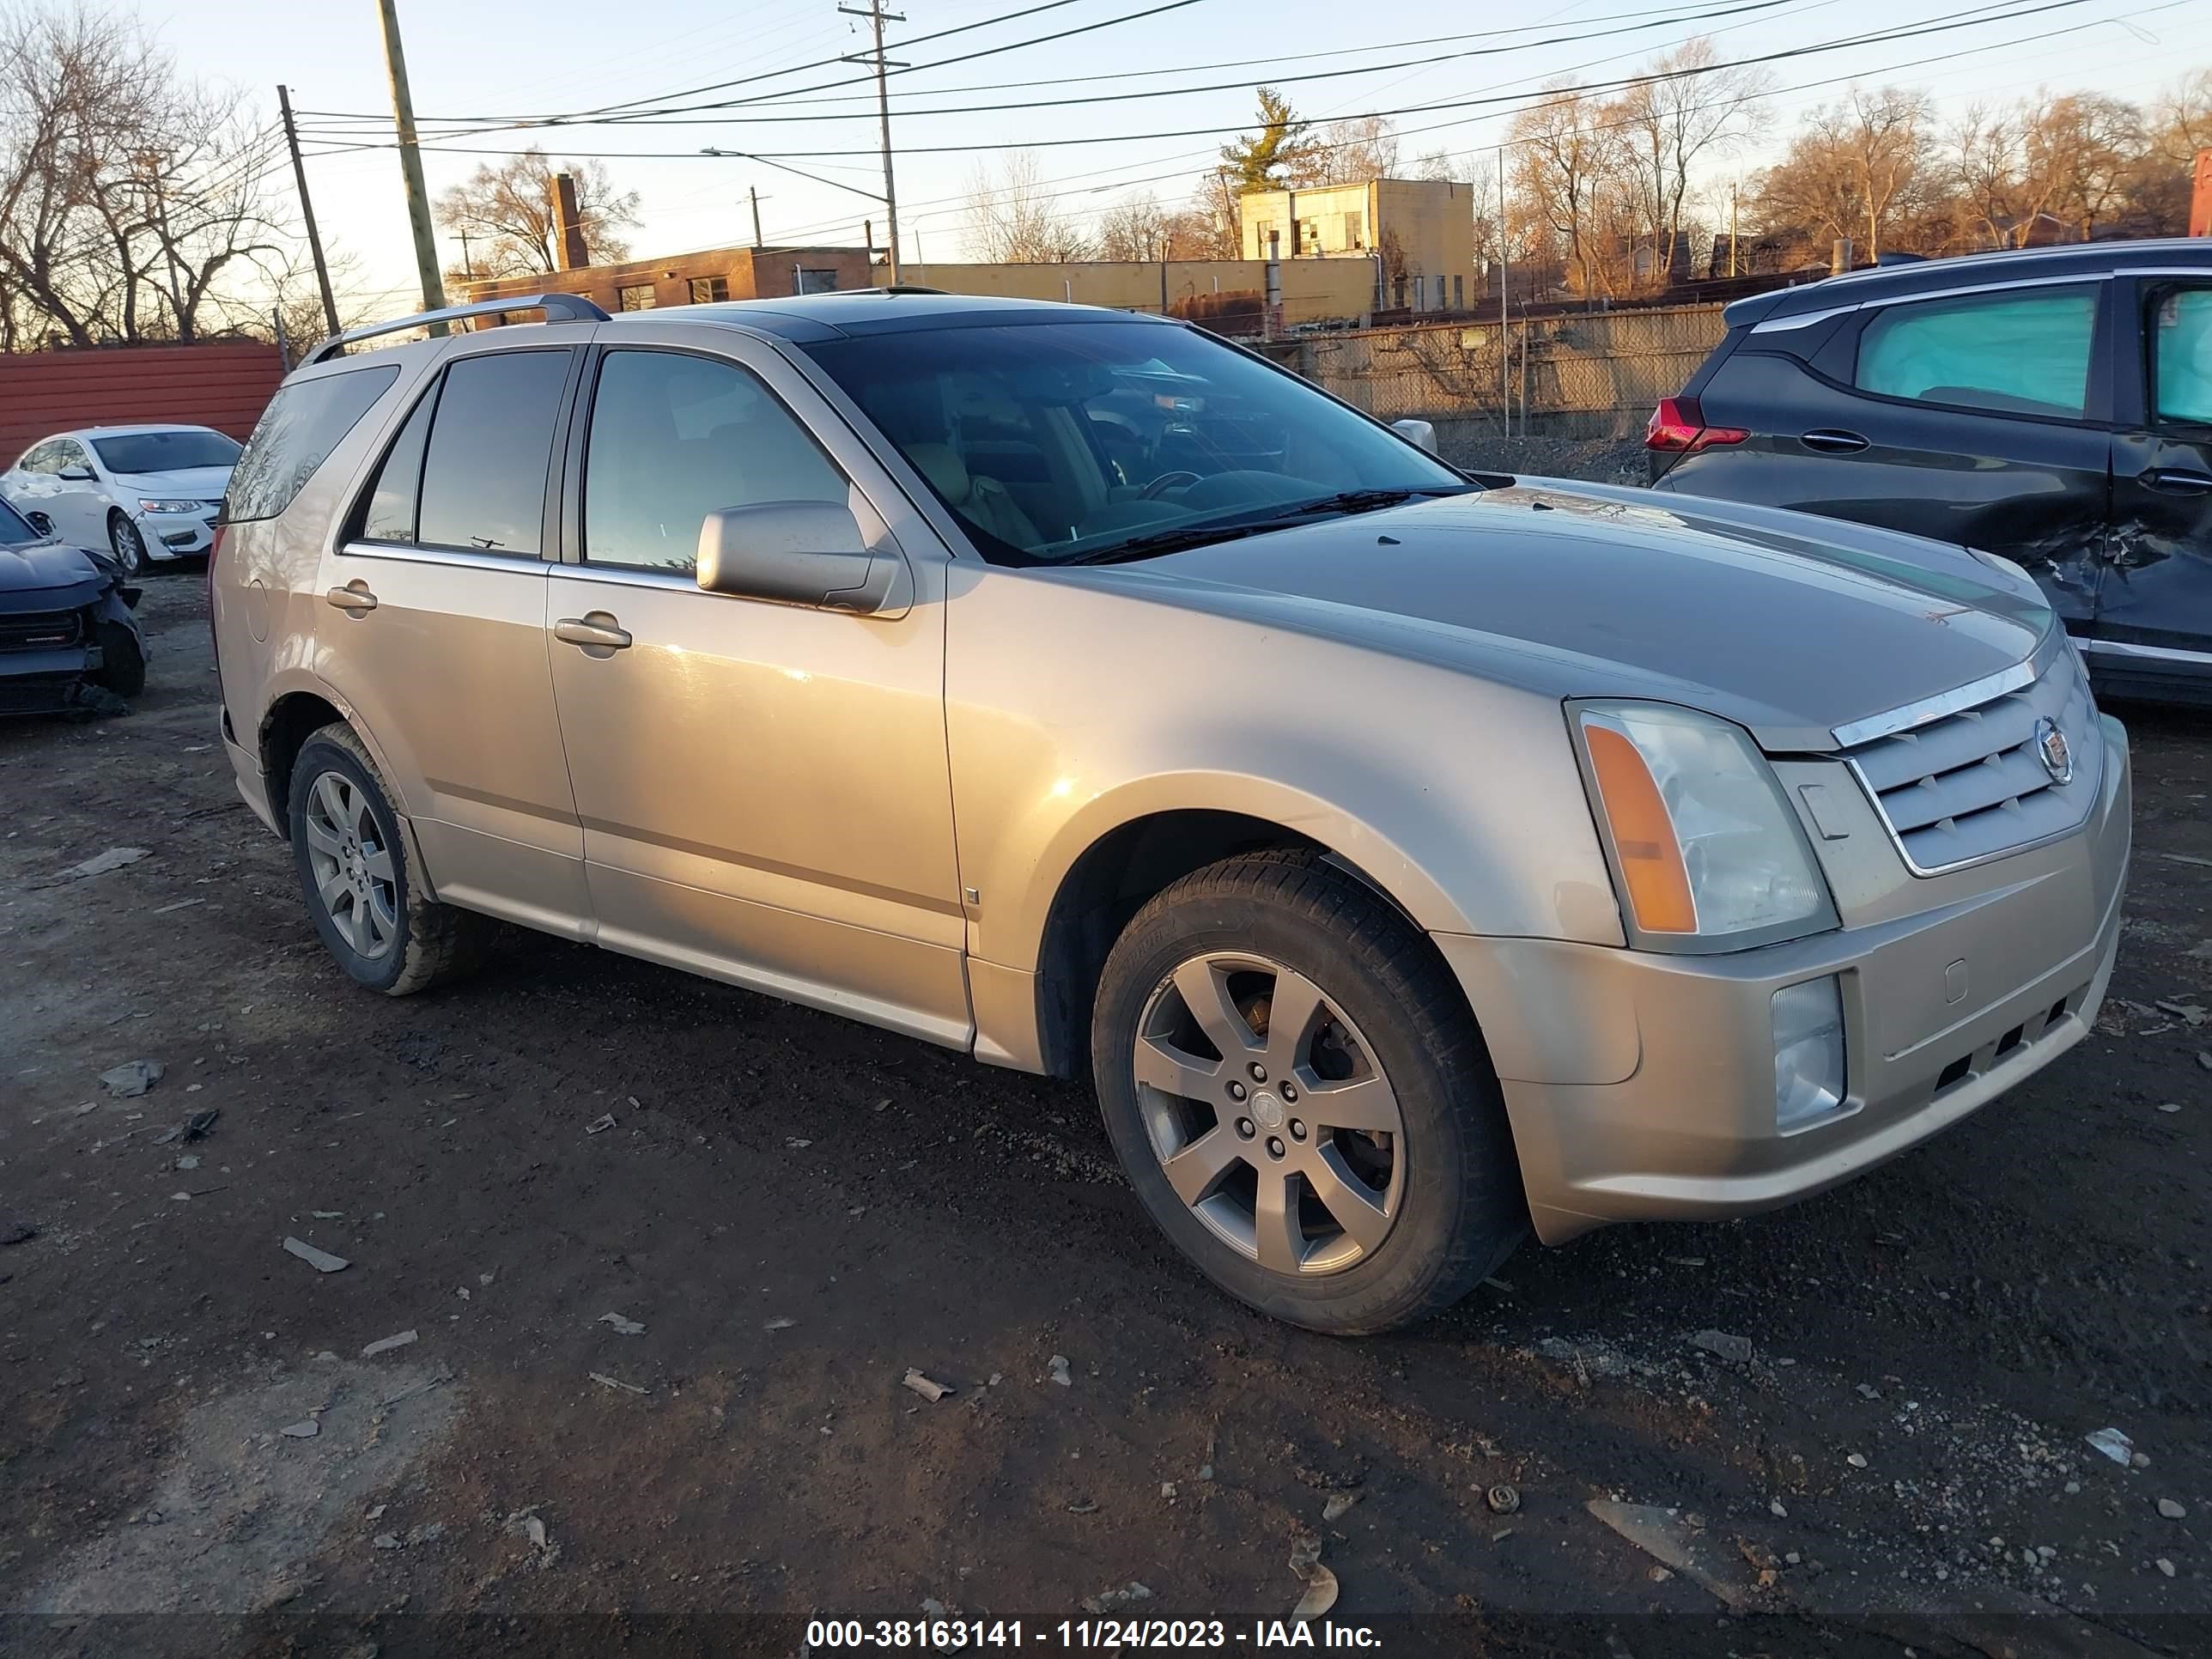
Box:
<box><xmin>1612</xmin><ymin>39</ymin><xmax>1772</xmax><ymax>289</ymax></box>
<box><xmin>1507</xmin><ymin>82</ymin><xmax>1629</xmax><ymax>299</ymax></box>
<box><xmin>2021</xmin><ymin>91</ymin><xmax>2143</xmax><ymax>240</ymax></box>
<box><xmin>1294</xmin><ymin>116</ymin><xmax>1401</xmax><ymax>185</ymax></box>
<box><xmin>1753</xmin><ymin>86</ymin><xmax>1936</xmax><ymax>264</ymax></box>
<box><xmin>1095</xmin><ymin>191</ymin><xmax>1172</xmax><ymax>262</ymax></box>
<box><xmin>434</xmin><ymin>149</ymin><xmax>639</xmax><ymax>281</ymax></box>
<box><xmin>962</xmin><ymin>152</ymin><xmax>1091</xmax><ymax>262</ymax></box>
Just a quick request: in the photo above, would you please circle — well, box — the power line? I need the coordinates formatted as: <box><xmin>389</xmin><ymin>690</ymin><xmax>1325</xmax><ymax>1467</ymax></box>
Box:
<box><xmin>295</xmin><ymin>0</ymin><xmax>2118</xmax><ymax>163</ymax></box>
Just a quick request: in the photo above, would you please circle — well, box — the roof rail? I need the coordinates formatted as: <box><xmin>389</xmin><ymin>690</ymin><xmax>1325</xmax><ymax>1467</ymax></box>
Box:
<box><xmin>305</xmin><ymin>293</ymin><xmax>611</xmax><ymax>365</ymax></box>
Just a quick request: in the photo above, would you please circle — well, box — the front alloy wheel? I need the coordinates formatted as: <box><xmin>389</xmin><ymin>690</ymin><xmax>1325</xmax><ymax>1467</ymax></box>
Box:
<box><xmin>301</xmin><ymin>769</ymin><xmax>398</xmax><ymax>960</ymax></box>
<box><xmin>1135</xmin><ymin>952</ymin><xmax>1405</xmax><ymax>1275</ymax></box>
<box><xmin>1091</xmin><ymin>849</ymin><xmax>1527</xmax><ymax>1334</ymax></box>
<box><xmin>109</xmin><ymin>514</ymin><xmax>147</xmax><ymax>575</ymax></box>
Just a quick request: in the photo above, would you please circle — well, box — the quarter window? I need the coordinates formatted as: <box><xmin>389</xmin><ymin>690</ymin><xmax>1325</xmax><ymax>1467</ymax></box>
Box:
<box><xmin>415</xmin><ymin>349</ymin><xmax>573</xmax><ymax>554</ymax></box>
<box><xmin>225</xmin><ymin>364</ymin><xmax>400</xmax><ymax>522</ymax></box>
<box><xmin>1855</xmin><ymin>285</ymin><xmax>2098</xmax><ymax>419</ymax></box>
<box><xmin>581</xmin><ymin>349</ymin><xmax>847</xmax><ymax>574</ymax></box>
<box><xmin>2151</xmin><ymin>287</ymin><xmax>2212</xmax><ymax>428</ymax></box>
<box><xmin>354</xmin><ymin>380</ymin><xmax>441</xmax><ymax>544</ymax></box>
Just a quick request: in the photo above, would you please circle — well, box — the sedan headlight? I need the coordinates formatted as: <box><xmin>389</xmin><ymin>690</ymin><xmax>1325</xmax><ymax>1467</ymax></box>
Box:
<box><xmin>1573</xmin><ymin>701</ymin><xmax>1833</xmax><ymax>945</ymax></box>
<box><xmin>138</xmin><ymin>498</ymin><xmax>205</xmax><ymax>514</ymax></box>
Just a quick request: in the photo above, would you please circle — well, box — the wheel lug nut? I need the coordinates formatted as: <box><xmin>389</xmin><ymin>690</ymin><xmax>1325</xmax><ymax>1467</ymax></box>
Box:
<box><xmin>1226</xmin><ymin>1080</ymin><xmax>1247</xmax><ymax>1101</ymax></box>
<box><xmin>1248</xmin><ymin>1062</ymin><xmax>1267</xmax><ymax>1083</ymax></box>
<box><xmin>1266</xmin><ymin>1136</ymin><xmax>1285</xmax><ymax>1159</ymax></box>
<box><xmin>1236</xmin><ymin>1117</ymin><xmax>1255</xmax><ymax>1139</ymax></box>
<box><xmin>1279</xmin><ymin>1082</ymin><xmax>1297</xmax><ymax>1103</ymax></box>
<box><xmin>1290</xmin><ymin>1120</ymin><xmax>1306</xmax><ymax>1141</ymax></box>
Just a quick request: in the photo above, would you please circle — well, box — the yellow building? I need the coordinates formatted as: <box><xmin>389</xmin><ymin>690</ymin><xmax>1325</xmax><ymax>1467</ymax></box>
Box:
<box><xmin>1237</xmin><ymin>179</ymin><xmax>1477</xmax><ymax>313</ymax></box>
<box><xmin>868</xmin><ymin>258</ymin><xmax>1376</xmax><ymax>328</ymax></box>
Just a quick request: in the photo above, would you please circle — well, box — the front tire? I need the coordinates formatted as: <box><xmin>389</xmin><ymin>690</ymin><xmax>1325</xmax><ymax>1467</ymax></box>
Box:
<box><xmin>1091</xmin><ymin>850</ymin><xmax>1526</xmax><ymax>1334</ymax></box>
<box><xmin>108</xmin><ymin>514</ymin><xmax>147</xmax><ymax>576</ymax></box>
<box><xmin>286</xmin><ymin>723</ymin><xmax>488</xmax><ymax>995</ymax></box>
<box><xmin>89</xmin><ymin>620</ymin><xmax>145</xmax><ymax>697</ymax></box>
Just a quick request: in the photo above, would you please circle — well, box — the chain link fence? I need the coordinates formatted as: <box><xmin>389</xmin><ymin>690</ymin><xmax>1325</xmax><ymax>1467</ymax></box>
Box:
<box><xmin>1267</xmin><ymin>302</ymin><xmax>1729</xmax><ymax>461</ymax></box>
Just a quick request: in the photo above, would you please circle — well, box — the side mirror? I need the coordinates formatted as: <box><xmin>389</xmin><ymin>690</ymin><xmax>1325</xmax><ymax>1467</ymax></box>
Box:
<box><xmin>25</xmin><ymin>510</ymin><xmax>54</xmax><ymax>538</ymax></box>
<box><xmin>1390</xmin><ymin>418</ymin><xmax>1438</xmax><ymax>455</ymax></box>
<box><xmin>58</xmin><ymin>465</ymin><xmax>95</xmax><ymax>482</ymax></box>
<box><xmin>696</xmin><ymin>501</ymin><xmax>902</xmax><ymax>614</ymax></box>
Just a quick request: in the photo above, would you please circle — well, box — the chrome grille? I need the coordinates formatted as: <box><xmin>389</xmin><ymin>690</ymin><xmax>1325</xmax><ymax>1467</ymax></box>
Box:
<box><xmin>1840</xmin><ymin>653</ymin><xmax>2099</xmax><ymax>873</ymax></box>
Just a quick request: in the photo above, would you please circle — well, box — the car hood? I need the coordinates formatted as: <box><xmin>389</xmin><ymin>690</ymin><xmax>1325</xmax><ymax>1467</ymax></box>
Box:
<box><xmin>1060</xmin><ymin>480</ymin><xmax>2056</xmax><ymax>752</ymax></box>
<box><xmin>111</xmin><ymin>465</ymin><xmax>232</xmax><ymax>500</ymax></box>
<box><xmin>0</xmin><ymin>539</ymin><xmax>106</xmax><ymax>608</ymax></box>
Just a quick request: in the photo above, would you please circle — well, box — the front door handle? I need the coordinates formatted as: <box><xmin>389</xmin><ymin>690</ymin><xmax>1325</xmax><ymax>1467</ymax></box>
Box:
<box><xmin>325</xmin><ymin>580</ymin><xmax>378</xmax><ymax>613</ymax></box>
<box><xmin>554</xmin><ymin>613</ymin><xmax>633</xmax><ymax>653</ymax></box>
<box><xmin>2142</xmin><ymin>467</ymin><xmax>2212</xmax><ymax>495</ymax></box>
<box><xmin>1800</xmin><ymin>428</ymin><xmax>1869</xmax><ymax>453</ymax></box>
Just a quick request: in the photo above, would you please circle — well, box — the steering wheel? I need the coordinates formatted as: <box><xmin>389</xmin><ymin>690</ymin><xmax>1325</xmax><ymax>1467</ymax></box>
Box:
<box><xmin>1139</xmin><ymin>470</ymin><xmax>1202</xmax><ymax>501</ymax></box>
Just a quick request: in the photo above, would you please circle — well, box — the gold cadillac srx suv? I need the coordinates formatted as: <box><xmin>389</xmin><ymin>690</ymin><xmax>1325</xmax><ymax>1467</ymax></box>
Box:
<box><xmin>212</xmin><ymin>291</ymin><xmax>2130</xmax><ymax>1334</ymax></box>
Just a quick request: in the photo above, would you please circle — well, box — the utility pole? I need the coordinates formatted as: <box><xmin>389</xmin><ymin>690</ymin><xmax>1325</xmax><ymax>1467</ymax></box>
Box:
<box><xmin>1497</xmin><ymin>148</ymin><xmax>1510</xmax><ymax>440</ymax></box>
<box><xmin>374</xmin><ymin>0</ymin><xmax>448</xmax><ymax>331</ymax></box>
<box><xmin>1728</xmin><ymin>181</ymin><xmax>1740</xmax><ymax>279</ymax></box>
<box><xmin>277</xmin><ymin>85</ymin><xmax>341</xmax><ymax>339</ymax></box>
<box><xmin>750</xmin><ymin>185</ymin><xmax>763</xmax><ymax>248</ymax></box>
<box><xmin>838</xmin><ymin>0</ymin><xmax>903</xmax><ymax>283</ymax></box>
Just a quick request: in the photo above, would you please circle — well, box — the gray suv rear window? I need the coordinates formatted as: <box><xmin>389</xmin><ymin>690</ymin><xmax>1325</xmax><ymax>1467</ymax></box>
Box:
<box><xmin>225</xmin><ymin>365</ymin><xmax>400</xmax><ymax>522</ymax></box>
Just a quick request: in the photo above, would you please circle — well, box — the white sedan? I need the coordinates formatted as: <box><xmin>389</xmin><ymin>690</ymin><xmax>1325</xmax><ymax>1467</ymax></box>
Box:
<box><xmin>1</xmin><ymin>424</ymin><xmax>242</xmax><ymax>574</ymax></box>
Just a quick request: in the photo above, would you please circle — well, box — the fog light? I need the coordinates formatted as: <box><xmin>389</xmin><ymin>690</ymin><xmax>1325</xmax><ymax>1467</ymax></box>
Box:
<box><xmin>1772</xmin><ymin>975</ymin><xmax>1846</xmax><ymax>1131</ymax></box>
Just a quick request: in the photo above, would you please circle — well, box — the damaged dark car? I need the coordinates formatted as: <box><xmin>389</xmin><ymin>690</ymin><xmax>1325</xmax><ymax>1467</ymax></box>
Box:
<box><xmin>1647</xmin><ymin>239</ymin><xmax>2212</xmax><ymax>705</ymax></box>
<box><xmin>0</xmin><ymin>494</ymin><xmax>147</xmax><ymax>716</ymax></box>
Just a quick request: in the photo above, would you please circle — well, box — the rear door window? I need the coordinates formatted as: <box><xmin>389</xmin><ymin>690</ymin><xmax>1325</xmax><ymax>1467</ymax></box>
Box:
<box><xmin>2151</xmin><ymin>287</ymin><xmax>2212</xmax><ymax>428</ymax></box>
<box><xmin>1855</xmin><ymin>286</ymin><xmax>2098</xmax><ymax>419</ymax></box>
<box><xmin>415</xmin><ymin>350</ymin><xmax>573</xmax><ymax>555</ymax></box>
<box><xmin>226</xmin><ymin>364</ymin><xmax>400</xmax><ymax>521</ymax></box>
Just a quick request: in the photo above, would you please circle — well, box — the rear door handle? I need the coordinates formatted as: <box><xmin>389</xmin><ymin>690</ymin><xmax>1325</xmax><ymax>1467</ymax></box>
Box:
<box><xmin>325</xmin><ymin>581</ymin><xmax>378</xmax><ymax>613</ymax></box>
<box><xmin>2142</xmin><ymin>467</ymin><xmax>2212</xmax><ymax>495</ymax></box>
<box><xmin>554</xmin><ymin>613</ymin><xmax>633</xmax><ymax>652</ymax></box>
<box><xmin>1799</xmin><ymin>428</ymin><xmax>1869</xmax><ymax>453</ymax></box>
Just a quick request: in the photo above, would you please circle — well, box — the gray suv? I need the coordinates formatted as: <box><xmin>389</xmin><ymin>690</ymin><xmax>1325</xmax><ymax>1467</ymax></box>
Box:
<box><xmin>212</xmin><ymin>289</ymin><xmax>2130</xmax><ymax>1333</ymax></box>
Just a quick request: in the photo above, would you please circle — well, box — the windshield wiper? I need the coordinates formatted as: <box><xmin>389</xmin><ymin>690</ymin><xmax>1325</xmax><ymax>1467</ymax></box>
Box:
<box><xmin>1259</xmin><ymin>485</ymin><xmax>1475</xmax><ymax>520</ymax></box>
<box><xmin>1061</xmin><ymin>520</ymin><xmax>1279</xmax><ymax>566</ymax></box>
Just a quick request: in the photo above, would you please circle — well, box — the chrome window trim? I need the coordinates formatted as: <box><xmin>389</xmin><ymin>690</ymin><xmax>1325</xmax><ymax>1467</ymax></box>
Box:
<box><xmin>2080</xmin><ymin>636</ymin><xmax>2212</xmax><ymax>665</ymax></box>
<box><xmin>336</xmin><ymin>540</ymin><xmax>550</xmax><ymax>574</ymax></box>
<box><xmin>1752</xmin><ymin>271</ymin><xmax>2115</xmax><ymax>336</ymax></box>
<box><xmin>549</xmin><ymin>562</ymin><xmax>698</xmax><ymax>592</ymax></box>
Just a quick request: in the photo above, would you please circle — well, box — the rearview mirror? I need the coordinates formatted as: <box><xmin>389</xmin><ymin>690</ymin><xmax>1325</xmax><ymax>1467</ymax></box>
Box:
<box><xmin>1390</xmin><ymin>419</ymin><xmax>1438</xmax><ymax>455</ymax></box>
<box><xmin>58</xmin><ymin>465</ymin><xmax>95</xmax><ymax>481</ymax></box>
<box><xmin>696</xmin><ymin>501</ymin><xmax>903</xmax><ymax>614</ymax></box>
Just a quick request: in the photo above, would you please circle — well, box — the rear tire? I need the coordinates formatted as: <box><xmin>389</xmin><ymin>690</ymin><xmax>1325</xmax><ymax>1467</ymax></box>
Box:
<box><xmin>89</xmin><ymin>621</ymin><xmax>145</xmax><ymax>698</ymax></box>
<box><xmin>1090</xmin><ymin>849</ymin><xmax>1526</xmax><ymax>1334</ymax></box>
<box><xmin>287</xmin><ymin>723</ymin><xmax>489</xmax><ymax>995</ymax></box>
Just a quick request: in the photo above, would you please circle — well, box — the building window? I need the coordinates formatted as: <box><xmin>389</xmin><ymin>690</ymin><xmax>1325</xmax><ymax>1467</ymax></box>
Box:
<box><xmin>1453</xmin><ymin>275</ymin><xmax>1464</xmax><ymax>310</ymax></box>
<box><xmin>1341</xmin><ymin>213</ymin><xmax>1364</xmax><ymax>249</ymax></box>
<box><xmin>1249</xmin><ymin>219</ymin><xmax>1277</xmax><ymax>258</ymax></box>
<box><xmin>617</xmin><ymin>283</ymin><xmax>658</xmax><ymax>312</ymax></box>
<box><xmin>688</xmin><ymin>276</ymin><xmax>728</xmax><ymax>305</ymax></box>
<box><xmin>796</xmin><ymin>268</ymin><xmax>840</xmax><ymax>295</ymax></box>
<box><xmin>1297</xmin><ymin>218</ymin><xmax>1320</xmax><ymax>255</ymax></box>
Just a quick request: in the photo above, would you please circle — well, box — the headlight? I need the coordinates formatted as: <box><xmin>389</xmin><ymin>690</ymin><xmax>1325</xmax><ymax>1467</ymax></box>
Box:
<box><xmin>1573</xmin><ymin>701</ymin><xmax>1832</xmax><ymax>945</ymax></box>
<box><xmin>138</xmin><ymin>498</ymin><xmax>204</xmax><ymax>514</ymax></box>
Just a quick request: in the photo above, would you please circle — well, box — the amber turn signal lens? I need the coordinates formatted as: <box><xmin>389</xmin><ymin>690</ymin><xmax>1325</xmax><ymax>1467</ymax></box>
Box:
<box><xmin>1584</xmin><ymin>724</ymin><xmax>1697</xmax><ymax>933</ymax></box>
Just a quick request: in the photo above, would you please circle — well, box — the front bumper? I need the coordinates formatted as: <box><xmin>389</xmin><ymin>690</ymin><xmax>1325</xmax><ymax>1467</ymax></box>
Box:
<box><xmin>137</xmin><ymin>507</ymin><xmax>218</xmax><ymax>557</ymax></box>
<box><xmin>0</xmin><ymin>645</ymin><xmax>102</xmax><ymax>714</ymax></box>
<box><xmin>1437</xmin><ymin>714</ymin><xmax>2130</xmax><ymax>1244</ymax></box>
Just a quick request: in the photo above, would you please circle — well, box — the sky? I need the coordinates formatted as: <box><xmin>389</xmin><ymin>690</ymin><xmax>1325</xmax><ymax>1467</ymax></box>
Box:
<box><xmin>151</xmin><ymin>0</ymin><xmax>2212</xmax><ymax>314</ymax></box>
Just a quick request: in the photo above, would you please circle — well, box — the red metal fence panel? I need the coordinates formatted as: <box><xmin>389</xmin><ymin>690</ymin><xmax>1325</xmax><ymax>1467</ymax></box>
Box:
<box><xmin>0</xmin><ymin>342</ymin><xmax>286</xmax><ymax>465</ymax></box>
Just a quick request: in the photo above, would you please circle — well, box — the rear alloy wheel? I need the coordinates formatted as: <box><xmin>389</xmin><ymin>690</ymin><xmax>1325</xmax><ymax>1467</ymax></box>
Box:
<box><xmin>286</xmin><ymin>723</ymin><xmax>489</xmax><ymax>994</ymax></box>
<box><xmin>108</xmin><ymin>514</ymin><xmax>147</xmax><ymax>576</ymax></box>
<box><xmin>1091</xmin><ymin>850</ymin><xmax>1526</xmax><ymax>1334</ymax></box>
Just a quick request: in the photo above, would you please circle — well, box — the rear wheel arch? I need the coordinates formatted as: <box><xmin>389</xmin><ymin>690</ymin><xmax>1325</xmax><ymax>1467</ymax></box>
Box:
<box><xmin>259</xmin><ymin>691</ymin><xmax>347</xmax><ymax>842</ymax></box>
<box><xmin>1029</xmin><ymin>808</ymin><xmax>1437</xmax><ymax>1079</ymax></box>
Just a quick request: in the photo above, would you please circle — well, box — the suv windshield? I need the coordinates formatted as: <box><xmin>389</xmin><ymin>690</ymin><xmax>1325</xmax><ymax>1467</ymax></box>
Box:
<box><xmin>91</xmin><ymin>429</ymin><xmax>242</xmax><ymax>474</ymax></box>
<box><xmin>801</xmin><ymin>319</ymin><xmax>1471</xmax><ymax>566</ymax></box>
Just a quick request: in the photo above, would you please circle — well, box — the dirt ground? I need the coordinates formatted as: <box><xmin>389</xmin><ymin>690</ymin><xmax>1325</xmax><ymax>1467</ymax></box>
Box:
<box><xmin>3</xmin><ymin>572</ymin><xmax>2208</xmax><ymax>1658</ymax></box>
